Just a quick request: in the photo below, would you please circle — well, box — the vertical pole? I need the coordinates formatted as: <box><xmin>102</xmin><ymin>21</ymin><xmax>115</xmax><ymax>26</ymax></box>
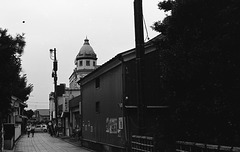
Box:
<box><xmin>0</xmin><ymin>116</ymin><xmax>3</xmax><ymax>152</ymax></box>
<box><xmin>53</xmin><ymin>48</ymin><xmax>58</xmax><ymax>131</ymax></box>
<box><xmin>134</xmin><ymin>0</ymin><xmax>145</xmax><ymax>135</ymax></box>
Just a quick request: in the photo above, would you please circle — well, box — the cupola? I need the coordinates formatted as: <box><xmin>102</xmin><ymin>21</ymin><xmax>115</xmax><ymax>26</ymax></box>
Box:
<box><xmin>76</xmin><ymin>38</ymin><xmax>97</xmax><ymax>61</ymax></box>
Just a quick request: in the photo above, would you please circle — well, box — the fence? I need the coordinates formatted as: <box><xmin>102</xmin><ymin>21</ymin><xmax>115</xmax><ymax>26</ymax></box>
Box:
<box><xmin>131</xmin><ymin>136</ymin><xmax>240</xmax><ymax>152</ymax></box>
<box><xmin>131</xmin><ymin>135</ymin><xmax>155</xmax><ymax>152</ymax></box>
<box><xmin>176</xmin><ymin>141</ymin><xmax>240</xmax><ymax>152</ymax></box>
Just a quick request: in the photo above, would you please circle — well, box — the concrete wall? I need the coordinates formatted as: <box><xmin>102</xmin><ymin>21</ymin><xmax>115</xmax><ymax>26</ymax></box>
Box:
<box><xmin>15</xmin><ymin>124</ymin><xmax>21</xmax><ymax>141</ymax></box>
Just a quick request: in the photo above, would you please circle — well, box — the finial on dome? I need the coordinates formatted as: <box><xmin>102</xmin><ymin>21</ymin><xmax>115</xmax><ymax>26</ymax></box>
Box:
<box><xmin>84</xmin><ymin>36</ymin><xmax>89</xmax><ymax>45</ymax></box>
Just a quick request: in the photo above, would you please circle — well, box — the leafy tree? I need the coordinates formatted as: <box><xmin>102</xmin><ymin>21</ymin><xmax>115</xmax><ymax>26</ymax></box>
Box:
<box><xmin>153</xmin><ymin>0</ymin><xmax>240</xmax><ymax>146</ymax></box>
<box><xmin>24</xmin><ymin>109</ymin><xmax>34</xmax><ymax>119</ymax></box>
<box><xmin>0</xmin><ymin>28</ymin><xmax>33</xmax><ymax>118</ymax></box>
<box><xmin>12</xmin><ymin>74</ymin><xmax>33</xmax><ymax>102</ymax></box>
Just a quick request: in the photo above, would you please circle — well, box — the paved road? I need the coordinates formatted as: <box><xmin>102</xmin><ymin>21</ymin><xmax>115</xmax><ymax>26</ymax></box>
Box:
<box><xmin>13</xmin><ymin>133</ymin><xmax>92</xmax><ymax>152</ymax></box>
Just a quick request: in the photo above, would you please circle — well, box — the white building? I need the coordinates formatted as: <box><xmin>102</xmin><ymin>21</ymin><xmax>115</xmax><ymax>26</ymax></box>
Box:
<box><xmin>68</xmin><ymin>37</ymin><xmax>99</xmax><ymax>136</ymax></box>
<box><xmin>49</xmin><ymin>37</ymin><xmax>99</xmax><ymax>136</ymax></box>
<box><xmin>69</xmin><ymin>37</ymin><xmax>98</xmax><ymax>89</ymax></box>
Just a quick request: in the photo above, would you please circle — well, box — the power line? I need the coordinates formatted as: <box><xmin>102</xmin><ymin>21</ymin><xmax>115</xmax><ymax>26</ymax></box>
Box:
<box><xmin>143</xmin><ymin>15</ymin><xmax>150</xmax><ymax>41</ymax></box>
<box><xmin>27</xmin><ymin>103</ymin><xmax>48</xmax><ymax>105</ymax></box>
<box><xmin>26</xmin><ymin>101</ymin><xmax>48</xmax><ymax>103</ymax></box>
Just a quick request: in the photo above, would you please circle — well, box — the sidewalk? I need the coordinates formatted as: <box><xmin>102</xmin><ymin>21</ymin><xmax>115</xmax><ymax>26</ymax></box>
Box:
<box><xmin>59</xmin><ymin>135</ymin><xmax>82</xmax><ymax>148</ymax></box>
<box><xmin>8</xmin><ymin>133</ymin><xmax>93</xmax><ymax>152</ymax></box>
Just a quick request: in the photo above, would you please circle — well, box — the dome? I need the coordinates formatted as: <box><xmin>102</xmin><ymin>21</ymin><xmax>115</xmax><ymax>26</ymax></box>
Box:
<box><xmin>76</xmin><ymin>38</ymin><xmax>97</xmax><ymax>60</ymax></box>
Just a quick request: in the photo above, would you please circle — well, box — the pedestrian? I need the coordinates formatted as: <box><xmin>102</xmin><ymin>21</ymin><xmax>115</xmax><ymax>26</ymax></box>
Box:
<box><xmin>31</xmin><ymin>124</ymin><xmax>35</xmax><ymax>137</ymax></box>
<box><xmin>26</xmin><ymin>124</ymin><xmax>31</xmax><ymax>137</ymax></box>
<box><xmin>48</xmin><ymin>121</ymin><xmax>53</xmax><ymax>136</ymax></box>
<box><xmin>54</xmin><ymin>124</ymin><xmax>58</xmax><ymax>137</ymax></box>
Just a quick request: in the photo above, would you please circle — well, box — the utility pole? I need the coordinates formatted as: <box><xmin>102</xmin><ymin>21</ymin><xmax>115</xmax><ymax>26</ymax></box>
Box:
<box><xmin>134</xmin><ymin>0</ymin><xmax>145</xmax><ymax>135</ymax></box>
<box><xmin>50</xmin><ymin>48</ymin><xmax>58</xmax><ymax>131</ymax></box>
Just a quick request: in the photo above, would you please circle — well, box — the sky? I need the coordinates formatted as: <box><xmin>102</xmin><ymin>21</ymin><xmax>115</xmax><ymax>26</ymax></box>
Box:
<box><xmin>1</xmin><ymin>0</ymin><xmax>166</xmax><ymax>110</ymax></box>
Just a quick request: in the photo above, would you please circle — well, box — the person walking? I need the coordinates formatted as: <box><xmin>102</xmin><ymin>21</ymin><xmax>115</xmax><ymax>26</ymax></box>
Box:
<box><xmin>26</xmin><ymin>124</ymin><xmax>31</xmax><ymax>137</ymax></box>
<box><xmin>31</xmin><ymin>124</ymin><xmax>35</xmax><ymax>137</ymax></box>
<box><xmin>48</xmin><ymin>121</ymin><xmax>54</xmax><ymax>136</ymax></box>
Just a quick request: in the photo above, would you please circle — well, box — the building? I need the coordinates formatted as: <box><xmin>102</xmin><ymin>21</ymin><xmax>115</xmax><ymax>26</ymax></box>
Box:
<box><xmin>68</xmin><ymin>95</ymin><xmax>81</xmax><ymax>136</ymax></box>
<box><xmin>69</xmin><ymin>37</ymin><xmax>98</xmax><ymax>89</ymax></box>
<box><xmin>67</xmin><ymin>38</ymin><xmax>99</xmax><ymax>136</ymax></box>
<box><xmin>3</xmin><ymin>96</ymin><xmax>27</xmax><ymax>150</ymax></box>
<box><xmin>79</xmin><ymin>35</ymin><xmax>166</xmax><ymax>151</ymax></box>
<box><xmin>49</xmin><ymin>92</ymin><xmax>55</xmax><ymax>121</ymax></box>
<box><xmin>49</xmin><ymin>38</ymin><xmax>99</xmax><ymax>136</ymax></box>
<box><xmin>59</xmin><ymin>86</ymin><xmax>80</xmax><ymax>136</ymax></box>
<box><xmin>33</xmin><ymin>109</ymin><xmax>50</xmax><ymax>123</ymax></box>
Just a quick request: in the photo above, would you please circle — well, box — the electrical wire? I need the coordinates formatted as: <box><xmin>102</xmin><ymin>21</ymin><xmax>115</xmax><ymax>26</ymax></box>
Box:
<box><xmin>143</xmin><ymin>15</ymin><xmax>150</xmax><ymax>42</ymax></box>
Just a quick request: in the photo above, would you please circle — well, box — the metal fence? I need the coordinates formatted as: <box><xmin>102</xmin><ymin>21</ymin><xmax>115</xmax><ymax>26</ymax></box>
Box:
<box><xmin>176</xmin><ymin>141</ymin><xmax>240</xmax><ymax>152</ymax></box>
<box><xmin>131</xmin><ymin>135</ymin><xmax>155</xmax><ymax>152</ymax></box>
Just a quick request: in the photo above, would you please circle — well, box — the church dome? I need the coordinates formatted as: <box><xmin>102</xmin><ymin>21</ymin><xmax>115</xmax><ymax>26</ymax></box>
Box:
<box><xmin>76</xmin><ymin>38</ymin><xmax>97</xmax><ymax>60</ymax></box>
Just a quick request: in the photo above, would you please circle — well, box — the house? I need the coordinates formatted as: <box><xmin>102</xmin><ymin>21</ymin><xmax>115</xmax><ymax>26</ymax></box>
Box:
<box><xmin>3</xmin><ymin>96</ymin><xmax>27</xmax><ymax>150</ymax></box>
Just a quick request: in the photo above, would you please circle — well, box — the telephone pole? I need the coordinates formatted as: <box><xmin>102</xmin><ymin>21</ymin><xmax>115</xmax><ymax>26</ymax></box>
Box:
<box><xmin>50</xmin><ymin>48</ymin><xmax>58</xmax><ymax>129</ymax></box>
<box><xmin>134</xmin><ymin>0</ymin><xmax>145</xmax><ymax>135</ymax></box>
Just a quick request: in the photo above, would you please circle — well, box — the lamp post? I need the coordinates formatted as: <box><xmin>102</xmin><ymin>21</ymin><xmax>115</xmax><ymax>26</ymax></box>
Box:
<box><xmin>50</xmin><ymin>48</ymin><xmax>58</xmax><ymax>130</ymax></box>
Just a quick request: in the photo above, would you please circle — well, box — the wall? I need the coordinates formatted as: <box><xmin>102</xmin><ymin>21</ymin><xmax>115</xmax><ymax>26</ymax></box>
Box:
<box><xmin>14</xmin><ymin>124</ymin><xmax>21</xmax><ymax>141</ymax></box>
<box><xmin>82</xmin><ymin>64</ymin><xmax>125</xmax><ymax>148</ymax></box>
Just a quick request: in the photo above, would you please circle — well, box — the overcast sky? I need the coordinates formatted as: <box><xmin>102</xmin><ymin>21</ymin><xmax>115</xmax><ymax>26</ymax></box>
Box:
<box><xmin>1</xmin><ymin>0</ymin><xmax>166</xmax><ymax>110</ymax></box>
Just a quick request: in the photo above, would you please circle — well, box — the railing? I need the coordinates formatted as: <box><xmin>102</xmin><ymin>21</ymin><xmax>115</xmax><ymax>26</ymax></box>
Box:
<box><xmin>131</xmin><ymin>135</ymin><xmax>155</xmax><ymax>152</ymax></box>
<box><xmin>176</xmin><ymin>141</ymin><xmax>240</xmax><ymax>152</ymax></box>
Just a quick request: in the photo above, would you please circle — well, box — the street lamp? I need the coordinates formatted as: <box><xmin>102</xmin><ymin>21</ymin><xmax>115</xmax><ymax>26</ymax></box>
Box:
<box><xmin>50</xmin><ymin>48</ymin><xmax>58</xmax><ymax>131</ymax></box>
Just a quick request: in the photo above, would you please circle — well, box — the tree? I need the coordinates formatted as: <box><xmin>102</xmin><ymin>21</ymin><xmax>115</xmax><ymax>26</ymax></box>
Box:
<box><xmin>12</xmin><ymin>74</ymin><xmax>33</xmax><ymax>102</ymax></box>
<box><xmin>24</xmin><ymin>109</ymin><xmax>34</xmax><ymax>119</ymax></box>
<box><xmin>0</xmin><ymin>28</ymin><xmax>33</xmax><ymax>118</ymax></box>
<box><xmin>153</xmin><ymin>0</ymin><xmax>240</xmax><ymax>146</ymax></box>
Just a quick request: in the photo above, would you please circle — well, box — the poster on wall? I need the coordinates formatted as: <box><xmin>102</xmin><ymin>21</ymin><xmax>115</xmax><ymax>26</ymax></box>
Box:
<box><xmin>106</xmin><ymin>118</ymin><xmax>109</xmax><ymax>133</ymax></box>
<box><xmin>119</xmin><ymin>117</ymin><xmax>123</xmax><ymax>129</ymax></box>
<box><xmin>109</xmin><ymin>118</ymin><xmax>118</xmax><ymax>134</ymax></box>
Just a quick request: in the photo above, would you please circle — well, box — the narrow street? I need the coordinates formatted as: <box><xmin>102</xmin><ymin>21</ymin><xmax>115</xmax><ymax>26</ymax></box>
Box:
<box><xmin>12</xmin><ymin>133</ymin><xmax>92</xmax><ymax>152</ymax></box>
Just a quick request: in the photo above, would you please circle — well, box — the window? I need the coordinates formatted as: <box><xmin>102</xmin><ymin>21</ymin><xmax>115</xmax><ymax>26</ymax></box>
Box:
<box><xmin>95</xmin><ymin>77</ymin><xmax>100</xmax><ymax>88</ymax></box>
<box><xmin>96</xmin><ymin>101</ymin><xmax>100</xmax><ymax>113</ymax></box>
<box><xmin>86</xmin><ymin>60</ymin><xmax>90</xmax><ymax>66</ymax></box>
<box><xmin>93</xmin><ymin>61</ymin><xmax>96</xmax><ymax>66</ymax></box>
<box><xmin>79</xmin><ymin>61</ymin><xmax>83</xmax><ymax>66</ymax></box>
